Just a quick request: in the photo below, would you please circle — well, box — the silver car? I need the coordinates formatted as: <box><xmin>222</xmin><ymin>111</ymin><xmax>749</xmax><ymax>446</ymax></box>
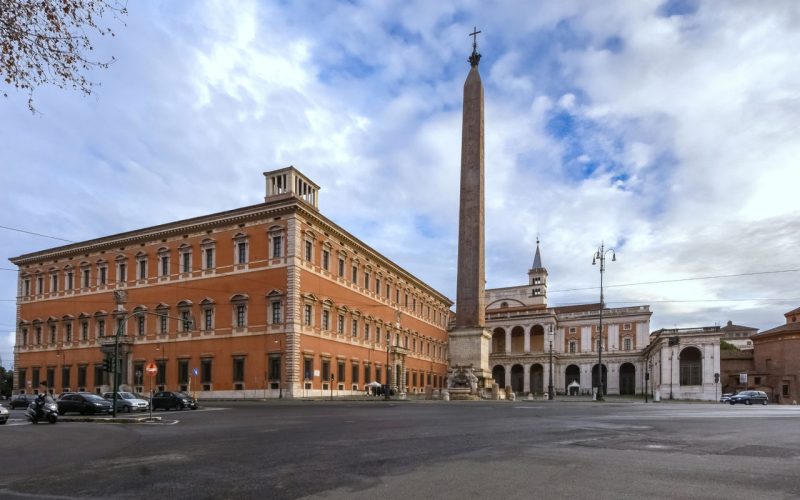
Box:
<box><xmin>102</xmin><ymin>392</ymin><xmax>150</xmax><ymax>412</ymax></box>
<box><xmin>0</xmin><ymin>403</ymin><xmax>8</xmax><ymax>424</ymax></box>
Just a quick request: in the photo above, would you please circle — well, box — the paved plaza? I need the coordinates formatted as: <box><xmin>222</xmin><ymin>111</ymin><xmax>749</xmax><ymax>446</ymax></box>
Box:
<box><xmin>2</xmin><ymin>400</ymin><xmax>800</xmax><ymax>499</ymax></box>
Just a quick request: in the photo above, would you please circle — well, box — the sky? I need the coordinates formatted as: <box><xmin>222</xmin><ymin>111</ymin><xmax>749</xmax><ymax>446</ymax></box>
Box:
<box><xmin>2</xmin><ymin>0</ymin><xmax>799</xmax><ymax>369</ymax></box>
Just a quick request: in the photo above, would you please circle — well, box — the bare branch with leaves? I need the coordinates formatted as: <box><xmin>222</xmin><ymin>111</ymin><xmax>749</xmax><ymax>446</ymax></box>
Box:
<box><xmin>0</xmin><ymin>0</ymin><xmax>127</xmax><ymax>112</ymax></box>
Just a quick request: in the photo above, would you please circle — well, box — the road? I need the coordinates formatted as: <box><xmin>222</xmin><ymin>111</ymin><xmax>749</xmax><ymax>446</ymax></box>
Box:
<box><xmin>2</xmin><ymin>400</ymin><xmax>799</xmax><ymax>499</ymax></box>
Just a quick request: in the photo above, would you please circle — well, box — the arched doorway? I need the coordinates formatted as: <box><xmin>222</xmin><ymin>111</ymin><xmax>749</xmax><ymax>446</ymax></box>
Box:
<box><xmin>492</xmin><ymin>365</ymin><xmax>506</xmax><ymax>388</ymax></box>
<box><xmin>680</xmin><ymin>346</ymin><xmax>702</xmax><ymax>385</ymax></box>
<box><xmin>530</xmin><ymin>364</ymin><xmax>544</xmax><ymax>394</ymax></box>
<box><xmin>492</xmin><ymin>328</ymin><xmax>506</xmax><ymax>353</ymax></box>
<box><xmin>530</xmin><ymin>325</ymin><xmax>545</xmax><ymax>352</ymax></box>
<box><xmin>619</xmin><ymin>363</ymin><xmax>636</xmax><ymax>395</ymax></box>
<box><xmin>592</xmin><ymin>364</ymin><xmax>608</xmax><ymax>395</ymax></box>
<box><xmin>511</xmin><ymin>364</ymin><xmax>524</xmax><ymax>393</ymax></box>
<box><xmin>565</xmin><ymin>364</ymin><xmax>580</xmax><ymax>394</ymax></box>
<box><xmin>510</xmin><ymin>326</ymin><xmax>524</xmax><ymax>352</ymax></box>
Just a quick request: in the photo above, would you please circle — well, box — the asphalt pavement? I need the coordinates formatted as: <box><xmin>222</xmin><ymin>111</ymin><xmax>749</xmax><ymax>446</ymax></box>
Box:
<box><xmin>1</xmin><ymin>399</ymin><xmax>799</xmax><ymax>499</ymax></box>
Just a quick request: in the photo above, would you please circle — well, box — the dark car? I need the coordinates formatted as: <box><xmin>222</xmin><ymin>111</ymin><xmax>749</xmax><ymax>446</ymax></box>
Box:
<box><xmin>56</xmin><ymin>392</ymin><xmax>114</xmax><ymax>415</ymax></box>
<box><xmin>152</xmin><ymin>391</ymin><xmax>198</xmax><ymax>411</ymax></box>
<box><xmin>729</xmin><ymin>390</ymin><xmax>769</xmax><ymax>406</ymax></box>
<box><xmin>9</xmin><ymin>394</ymin><xmax>38</xmax><ymax>409</ymax></box>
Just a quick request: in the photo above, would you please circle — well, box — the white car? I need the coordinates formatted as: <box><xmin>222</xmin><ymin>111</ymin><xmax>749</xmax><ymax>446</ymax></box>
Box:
<box><xmin>102</xmin><ymin>392</ymin><xmax>150</xmax><ymax>412</ymax></box>
<box><xmin>0</xmin><ymin>403</ymin><xmax>8</xmax><ymax>424</ymax></box>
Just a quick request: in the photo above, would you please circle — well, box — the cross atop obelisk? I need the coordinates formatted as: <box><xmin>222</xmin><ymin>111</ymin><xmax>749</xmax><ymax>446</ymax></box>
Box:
<box><xmin>468</xmin><ymin>27</ymin><xmax>481</xmax><ymax>67</ymax></box>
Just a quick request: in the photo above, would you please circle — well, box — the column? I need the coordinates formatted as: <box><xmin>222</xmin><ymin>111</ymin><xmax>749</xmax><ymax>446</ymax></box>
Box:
<box><xmin>524</xmin><ymin>329</ymin><xmax>530</xmax><ymax>353</ymax></box>
<box><xmin>505</xmin><ymin>329</ymin><xmax>512</xmax><ymax>354</ymax></box>
<box><xmin>523</xmin><ymin>363</ymin><xmax>530</xmax><ymax>393</ymax></box>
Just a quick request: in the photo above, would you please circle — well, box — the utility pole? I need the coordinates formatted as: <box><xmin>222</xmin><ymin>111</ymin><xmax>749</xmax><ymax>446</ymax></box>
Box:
<box><xmin>592</xmin><ymin>243</ymin><xmax>616</xmax><ymax>401</ymax></box>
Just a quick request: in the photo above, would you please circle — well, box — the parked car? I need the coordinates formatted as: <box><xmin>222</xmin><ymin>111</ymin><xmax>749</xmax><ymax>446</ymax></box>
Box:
<box><xmin>719</xmin><ymin>393</ymin><xmax>733</xmax><ymax>403</ymax></box>
<box><xmin>9</xmin><ymin>394</ymin><xmax>38</xmax><ymax>409</ymax></box>
<box><xmin>56</xmin><ymin>392</ymin><xmax>113</xmax><ymax>415</ymax></box>
<box><xmin>152</xmin><ymin>391</ymin><xmax>198</xmax><ymax>411</ymax></box>
<box><xmin>102</xmin><ymin>392</ymin><xmax>149</xmax><ymax>413</ymax></box>
<box><xmin>729</xmin><ymin>390</ymin><xmax>769</xmax><ymax>405</ymax></box>
<box><xmin>0</xmin><ymin>403</ymin><xmax>8</xmax><ymax>424</ymax></box>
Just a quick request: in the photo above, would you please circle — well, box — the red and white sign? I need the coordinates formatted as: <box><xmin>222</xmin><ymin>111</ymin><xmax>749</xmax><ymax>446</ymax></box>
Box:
<box><xmin>145</xmin><ymin>362</ymin><xmax>158</xmax><ymax>376</ymax></box>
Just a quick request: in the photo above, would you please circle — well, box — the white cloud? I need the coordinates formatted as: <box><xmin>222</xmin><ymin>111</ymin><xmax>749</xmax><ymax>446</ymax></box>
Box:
<box><xmin>1</xmin><ymin>0</ymin><xmax>798</xmax><ymax>341</ymax></box>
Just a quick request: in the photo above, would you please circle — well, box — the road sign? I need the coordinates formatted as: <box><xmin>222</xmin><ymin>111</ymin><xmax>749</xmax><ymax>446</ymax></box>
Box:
<box><xmin>145</xmin><ymin>362</ymin><xmax>158</xmax><ymax>376</ymax></box>
<box><xmin>192</xmin><ymin>368</ymin><xmax>199</xmax><ymax>377</ymax></box>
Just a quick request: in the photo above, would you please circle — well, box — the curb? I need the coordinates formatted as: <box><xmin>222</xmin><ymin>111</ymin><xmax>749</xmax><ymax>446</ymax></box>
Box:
<box><xmin>59</xmin><ymin>416</ymin><xmax>163</xmax><ymax>423</ymax></box>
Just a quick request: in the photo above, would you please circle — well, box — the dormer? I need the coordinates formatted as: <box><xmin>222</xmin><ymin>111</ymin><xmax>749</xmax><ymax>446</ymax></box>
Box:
<box><xmin>264</xmin><ymin>166</ymin><xmax>320</xmax><ymax>210</ymax></box>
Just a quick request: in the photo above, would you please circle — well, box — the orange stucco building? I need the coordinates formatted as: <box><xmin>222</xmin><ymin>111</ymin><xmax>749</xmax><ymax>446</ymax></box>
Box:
<box><xmin>11</xmin><ymin>167</ymin><xmax>452</xmax><ymax>399</ymax></box>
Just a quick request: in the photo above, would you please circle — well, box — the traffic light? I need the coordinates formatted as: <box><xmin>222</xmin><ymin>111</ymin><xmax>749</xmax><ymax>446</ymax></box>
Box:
<box><xmin>714</xmin><ymin>373</ymin><xmax>720</xmax><ymax>384</ymax></box>
<box><xmin>103</xmin><ymin>357</ymin><xmax>112</xmax><ymax>372</ymax></box>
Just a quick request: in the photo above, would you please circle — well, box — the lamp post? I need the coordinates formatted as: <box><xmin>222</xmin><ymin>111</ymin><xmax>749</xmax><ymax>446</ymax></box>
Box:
<box><xmin>385</xmin><ymin>332</ymin><xmax>391</xmax><ymax>401</ymax></box>
<box><xmin>274</xmin><ymin>337</ymin><xmax>283</xmax><ymax>399</ymax></box>
<box><xmin>592</xmin><ymin>242</ymin><xmax>616</xmax><ymax>401</ymax></box>
<box><xmin>547</xmin><ymin>324</ymin><xmax>554</xmax><ymax>400</ymax></box>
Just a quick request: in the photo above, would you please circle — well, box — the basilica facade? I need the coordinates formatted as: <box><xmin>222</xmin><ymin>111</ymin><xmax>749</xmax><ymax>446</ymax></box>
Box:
<box><xmin>484</xmin><ymin>242</ymin><xmax>652</xmax><ymax>397</ymax></box>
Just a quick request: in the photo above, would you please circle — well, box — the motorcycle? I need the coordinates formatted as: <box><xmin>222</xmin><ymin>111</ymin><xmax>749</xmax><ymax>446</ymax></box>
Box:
<box><xmin>25</xmin><ymin>396</ymin><xmax>58</xmax><ymax>424</ymax></box>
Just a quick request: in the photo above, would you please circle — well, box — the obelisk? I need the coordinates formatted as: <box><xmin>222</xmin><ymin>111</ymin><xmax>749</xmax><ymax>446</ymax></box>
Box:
<box><xmin>449</xmin><ymin>28</ymin><xmax>492</xmax><ymax>387</ymax></box>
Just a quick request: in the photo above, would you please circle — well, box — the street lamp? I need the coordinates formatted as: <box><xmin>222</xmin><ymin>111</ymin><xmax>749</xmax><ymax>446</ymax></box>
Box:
<box><xmin>274</xmin><ymin>337</ymin><xmax>282</xmax><ymax>399</ymax></box>
<box><xmin>547</xmin><ymin>324</ymin><xmax>554</xmax><ymax>400</ymax></box>
<box><xmin>384</xmin><ymin>332</ymin><xmax>391</xmax><ymax>401</ymax></box>
<box><xmin>592</xmin><ymin>242</ymin><xmax>616</xmax><ymax>401</ymax></box>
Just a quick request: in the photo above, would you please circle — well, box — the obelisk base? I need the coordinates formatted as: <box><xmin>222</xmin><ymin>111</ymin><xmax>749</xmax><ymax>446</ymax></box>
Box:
<box><xmin>448</xmin><ymin>327</ymin><xmax>493</xmax><ymax>387</ymax></box>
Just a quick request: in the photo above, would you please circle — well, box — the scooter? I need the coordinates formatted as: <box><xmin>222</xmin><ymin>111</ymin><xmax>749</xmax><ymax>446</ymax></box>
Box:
<box><xmin>25</xmin><ymin>397</ymin><xmax>58</xmax><ymax>424</ymax></box>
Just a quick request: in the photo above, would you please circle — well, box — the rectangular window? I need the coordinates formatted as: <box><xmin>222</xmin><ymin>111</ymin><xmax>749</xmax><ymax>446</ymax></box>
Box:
<box><xmin>61</xmin><ymin>366</ymin><xmax>70</xmax><ymax>390</ymax></box>
<box><xmin>117</xmin><ymin>263</ymin><xmax>125</xmax><ymax>284</ymax></box>
<box><xmin>159</xmin><ymin>314</ymin><xmax>168</xmax><ymax>333</ymax></box>
<box><xmin>351</xmin><ymin>363</ymin><xmax>360</xmax><ymax>384</ymax></box>
<box><xmin>304</xmin><ymin>304</ymin><xmax>312</xmax><ymax>326</ymax></box>
<box><xmin>65</xmin><ymin>323</ymin><xmax>72</xmax><ymax>343</ymax></box>
<box><xmin>181</xmin><ymin>311</ymin><xmax>192</xmax><ymax>332</ymax></box>
<box><xmin>364</xmin><ymin>272</ymin><xmax>370</xmax><ymax>290</ymax></box>
<box><xmin>623</xmin><ymin>338</ymin><xmax>632</xmax><ymax>351</ymax></box>
<box><xmin>404</xmin><ymin>293</ymin><xmax>409</xmax><ymax>307</ymax></box>
<box><xmin>24</xmin><ymin>278</ymin><xmax>30</xmax><ymax>296</ymax></box>
<box><xmin>21</xmin><ymin>328</ymin><xmax>28</xmax><ymax>346</ymax></box>
<box><xmin>271</xmin><ymin>302</ymin><xmax>281</xmax><ymax>324</ymax></box>
<box><xmin>322</xmin><ymin>310</ymin><xmax>330</xmax><ymax>330</ymax></box>
<box><xmin>67</xmin><ymin>272</ymin><xmax>74</xmax><ymax>290</ymax></box>
<box><xmin>269</xmin><ymin>355</ymin><xmax>281</xmax><ymax>380</ymax></box>
<box><xmin>236</xmin><ymin>305</ymin><xmax>247</xmax><ymax>328</ymax></box>
<box><xmin>182</xmin><ymin>252</ymin><xmax>191</xmax><ymax>273</ymax></box>
<box><xmin>178</xmin><ymin>359</ymin><xmax>189</xmax><ymax>385</ymax></box>
<box><xmin>116</xmin><ymin>317</ymin><xmax>125</xmax><ymax>336</ymax></box>
<box><xmin>337</xmin><ymin>361</ymin><xmax>345</xmax><ymax>384</ymax></box>
<box><xmin>81</xmin><ymin>322</ymin><xmax>88</xmax><ymax>341</ymax></box>
<box><xmin>137</xmin><ymin>315</ymin><xmax>145</xmax><ymax>336</ymax></box>
<box><xmin>376</xmin><ymin>367</ymin><xmax>382</xmax><ymax>385</ymax></box>
<box><xmin>352</xmin><ymin>319</ymin><xmax>358</xmax><ymax>337</ymax></box>
<box><xmin>569</xmin><ymin>327</ymin><xmax>577</xmax><ymax>334</ymax></box>
<box><xmin>364</xmin><ymin>323</ymin><xmax>370</xmax><ymax>341</ymax></box>
<box><xmin>338</xmin><ymin>258</ymin><xmax>345</xmax><ymax>277</ymax></box>
<box><xmin>37</xmin><ymin>276</ymin><xmax>43</xmax><ymax>294</ymax></box>
<box><xmin>77</xmin><ymin>366</ymin><xmax>86</xmax><ymax>388</ymax></box>
<box><xmin>99</xmin><ymin>266</ymin><xmax>107</xmax><ymax>285</ymax></box>
<box><xmin>364</xmin><ymin>365</ymin><xmax>371</xmax><ymax>384</ymax></box>
<box><xmin>322</xmin><ymin>250</ymin><xmax>330</xmax><ymax>271</ymax></box>
<box><xmin>375</xmin><ymin>278</ymin><xmax>381</xmax><ymax>295</ymax></box>
<box><xmin>305</xmin><ymin>240</ymin><xmax>312</xmax><ymax>261</ymax></box>
<box><xmin>233</xmin><ymin>357</ymin><xmax>245</xmax><ymax>382</ymax></box>
<box><xmin>321</xmin><ymin>359</ymin><xmax>330</xmax><ymax>381</ymax></box>
<box><xmin>337</xmin><ymin>314</ymin><xmax>344</xmax><ymax>334</ymax></box>
<box><xmin>623</xmin><ymin>323</ymin><xmax>632</xmax><ymax>331</ymax></box>
<box><xmin>51</xmin><ymin>274</ymin><xmax>58</xmax><ymax>293</ymax></box>
<box><xmin>201</xmin><ymin>358</ymin><xmax>212</xmax><ymax>384</ymax></box>
<box><xmin>569</xmin><ymin>341</ymin><xmax>577</xmax><ymax>353</ymax></box>
<box><xmin>98</xmin><ymin>320</ymin><xmax>105</xmax><ymax>338</ymax></box>
<box><xmin>35</xmin><ymin>326</ymin><xmax>41</xmax><ymax>344</ymax></box>
<box><xmin>204</xmin><ymin>248</ymin><xmax>214</xmax><ymax>269</ymax></box>
<box><xmin>204</xmin><ymin>309</ymin><xmax>213</xmax><ymax>331</ymax></box>
<box><xmin>237</xmin><ymin>242</ymin><xmax>247</xmax><ymax>264</ymax></box>
<box><xmin>93</xmin><ymin>365</ymin><xmax>103</xmax><ymax>388</ymax></box>
<box><xmin>272</xmin><ymin>235</ymin><xmax>282</xmax><ymax>258</ymax></box>
<box><xmin>351</xmin><ymin>265</ymin><xmax>358</xmax><ymax>283</ymax></box>
<box><xmin>304</xmin><ymin>358</ymin><xmax>313</xmax><ymax>380</ymax></box>
<box><xmin>155</xmin><ymin>360</ymin><xmax>166</xmax><ymax>386</ymax></box>
<box><xmin>160</xmin><ymin>256</ymin><xmax>169</xmax><ymax>276</ymax></box>
<box><xmin>82</xmin><ymin>269</ymin><xmax>90</xmax><ymax>288</ymax></box>
<box><xmin>138</xmin><ymin>260</ymin><xmax>147</xmax><ymax>280</ymax></box>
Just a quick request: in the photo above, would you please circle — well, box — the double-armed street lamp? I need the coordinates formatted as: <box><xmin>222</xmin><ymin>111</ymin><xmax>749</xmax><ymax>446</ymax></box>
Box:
<box><xmin>592</xmin><ymin>243</ymin><xmax>616</xmax><ymax>401</ymax></box>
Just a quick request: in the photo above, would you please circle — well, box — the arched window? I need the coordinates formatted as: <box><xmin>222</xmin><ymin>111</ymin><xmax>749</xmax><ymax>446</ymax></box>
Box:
<box><xmin>679</xmin><ymin>346</ymin><xmax>702</xmax><ymax>385</ymax></box>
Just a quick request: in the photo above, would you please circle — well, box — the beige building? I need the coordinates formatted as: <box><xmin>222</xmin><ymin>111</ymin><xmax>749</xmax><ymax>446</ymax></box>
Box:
<box><xmin>484</xmin><ymin>242</ymin><xmax>652</xmax><ymax>396</ymax></box>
